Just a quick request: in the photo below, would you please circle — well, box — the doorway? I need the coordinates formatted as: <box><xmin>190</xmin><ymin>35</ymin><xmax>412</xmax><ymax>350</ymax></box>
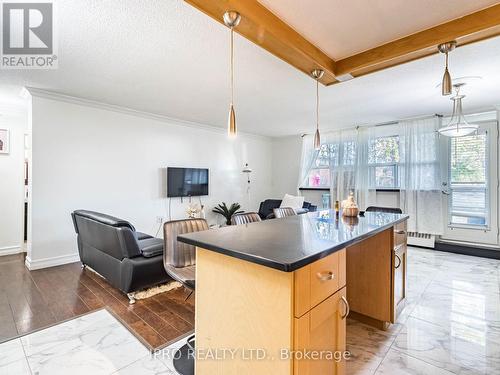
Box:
<box><xmin>441</xmin><ymin>119</ymin><xmax>499</xmax><ymax>246</ymax></box>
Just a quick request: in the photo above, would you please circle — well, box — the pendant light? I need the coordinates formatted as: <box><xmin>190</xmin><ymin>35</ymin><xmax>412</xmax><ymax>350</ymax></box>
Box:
<box><xmin>223</xmin><ymin>11</ymin><xmax>241</xmax><ymax>137</ymax></box>
<box><xmin>311</xmin><ymin>69</ymin><xmax>324</xmax><ymax>150</ymax></box>
<box><xmin>438</xmin><ymin>41</ymin><xmax>456</xmax><ymax>96</ymax></box>
<box><xmin>438</xmin><ymin>83</ymin><xmax>478</xmax><ymax>137</ymax></box>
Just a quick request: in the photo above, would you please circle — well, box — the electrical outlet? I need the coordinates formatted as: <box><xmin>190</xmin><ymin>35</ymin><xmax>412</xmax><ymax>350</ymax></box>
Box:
<box><xmin>156</xmin><ymin>216</ymin><xmax>164</xmax><ymax>224</ymax></box>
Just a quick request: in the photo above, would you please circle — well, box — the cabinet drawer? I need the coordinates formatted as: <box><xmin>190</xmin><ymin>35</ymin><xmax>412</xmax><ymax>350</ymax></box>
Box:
<box><xmin>294</xmin><ymin>287</ymin><xmax>347</xmax><ymax>375</ymax></box>
<box><xmin>393</xmin><ymin>221</ymin><xmax>407</xmax><ymax>247</ymax></box>
<box><xmin>294</xmin><ymin>249</ymin><xmax>346</xmax><ymax>318</ymax></box>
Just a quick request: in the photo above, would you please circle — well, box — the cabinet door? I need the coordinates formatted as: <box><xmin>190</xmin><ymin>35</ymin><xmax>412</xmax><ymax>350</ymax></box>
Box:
<box><xmin>295</xmin><ymin>249</ymin><xmax>346</xmax><ymax>318</ymax></box>
<box><xmin>392</xmin><ymin>244</ymin><xmax>407</xmax><ymax>321</ymax></box>
<box><xmin>294</xmin><ymin>287</ymin><xmax>347</xmax><ymax>375</ymax></box>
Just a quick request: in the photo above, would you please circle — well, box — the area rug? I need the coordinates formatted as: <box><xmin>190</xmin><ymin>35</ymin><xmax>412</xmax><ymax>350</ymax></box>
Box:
<box><xmin>133</xmin><ymin>281</ymin><xmax>182</xmax><ymax>300</ymax></box>
<box><xmin>86</xmin><ymin>266</ymin><xmax>182</xmax><ymax>300</ymax></box>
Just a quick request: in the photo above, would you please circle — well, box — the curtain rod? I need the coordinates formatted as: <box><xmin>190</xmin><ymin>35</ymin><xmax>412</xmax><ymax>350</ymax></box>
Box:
<box><xmin>309</xmin><ymin>114</ymin><xmax>439</xmax><ymax>136</ymax></box>
<box><xmin>327</xmin><ymin>114</ymin><xmax>441</xmax><ymax>134</ymax></box>
<box><xmin>372</xmin><ymin>113</ymin><xmax>441</xmax><ymax>128</ymax></box>
<box><xmin>370</xmin><ymin>108</ymin><xmax>497</xmax><ymax>127</ymax></box>
<box><xmin>302</xmin><ymin>109</ymin><xmax>497</xmax><ymax>137</ymax></box>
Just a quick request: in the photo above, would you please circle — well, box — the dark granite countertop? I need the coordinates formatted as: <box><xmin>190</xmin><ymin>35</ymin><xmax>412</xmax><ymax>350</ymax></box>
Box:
<box><xmin>178</xmin><ymin>210</ymin><xmax>408</xmax><ymax>272</ymax></box>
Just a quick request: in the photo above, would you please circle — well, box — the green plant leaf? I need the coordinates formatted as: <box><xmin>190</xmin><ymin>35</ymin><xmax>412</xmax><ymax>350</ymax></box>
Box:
<box><xmin>212</xmin><ymin>202</ymin><xmax>243</xmax><ymax>225</ymax></box>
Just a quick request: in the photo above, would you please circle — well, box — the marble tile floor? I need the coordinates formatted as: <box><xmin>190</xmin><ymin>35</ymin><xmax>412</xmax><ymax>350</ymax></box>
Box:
<box><xmin>1</xmin><ymin>247</ymin><xmax>499</xmax><ymax>375</ymax></box>
<box><xmin>348</xmin><ymin>246</ymin><xmax>500</xmax><ymax>375</ymax></box>
<box><xmin>0</xmin><ymin>308</ymin><xmax>187</xmax><ymax>375</ymax></box>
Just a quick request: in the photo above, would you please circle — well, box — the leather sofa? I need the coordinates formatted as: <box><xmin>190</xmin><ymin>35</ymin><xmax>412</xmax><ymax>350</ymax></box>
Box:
<box><xmin>71</xmin><ymin>210</ymin><xmax>170</xmax><ymax>302</ymax></box>
<box><xmin>258</xmin><ymin>199</ymin><xmax>317</xmax><ymax>220</ymax></box>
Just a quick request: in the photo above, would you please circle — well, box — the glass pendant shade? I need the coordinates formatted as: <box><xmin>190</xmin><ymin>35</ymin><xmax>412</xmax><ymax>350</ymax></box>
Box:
<box><xmin>314</xmin><ymin>129</ymin><xmax>321</xmax><ymax>150</ymax></box>
<box><xmin>442</xmin><ymin>67</ymin><xmax>452</xmax><ymax>96</ymax></box>
<box><xmin>438</xmin><ymin>85</ymin><xmax>478</xmax><ymax>137</ymax></box>
<box><xmin>437</xmin><ymin>124</ymin><xmax>478</xmax><ymax>137</ymax></box>
<box><xmin>438</xmin><ymin>42</ymin><xmax>456</xmax><ymax>96</ymax></box>
<box><xmin>228</xmin><ymin>104</ymin><xmax>236</xmax><ymax>137</ymax></box>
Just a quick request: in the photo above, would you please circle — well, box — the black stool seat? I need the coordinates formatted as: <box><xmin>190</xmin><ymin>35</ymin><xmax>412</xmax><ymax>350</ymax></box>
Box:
<box><xmin>173</xmin><ymin>335</ymin><xmax>195</xmax><ymax>375</ymax></box>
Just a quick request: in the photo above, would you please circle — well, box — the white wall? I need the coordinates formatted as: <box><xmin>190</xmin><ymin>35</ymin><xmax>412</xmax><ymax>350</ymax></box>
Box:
<box><xmin>27</xmin><ymin>93</ymin><xmax>273</xmax><ymax>269</ymax></box>
<box><xmin>0</xmin><ymin>106</ymin><xmax>28</xmax><ymax>255</ymax></box>
<box><xmin>271</xmin><ymin>135</ymin><xmax>301</xmax><ymax>198</ymax></box>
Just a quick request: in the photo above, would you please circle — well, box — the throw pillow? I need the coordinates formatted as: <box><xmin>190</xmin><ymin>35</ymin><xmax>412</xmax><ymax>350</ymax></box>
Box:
<box><xmin>280</xmin><ymin>194</ymin><xmax>305</xmax><ymax>210</ymax></box>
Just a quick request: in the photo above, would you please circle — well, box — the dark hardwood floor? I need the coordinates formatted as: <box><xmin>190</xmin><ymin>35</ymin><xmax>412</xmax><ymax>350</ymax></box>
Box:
<box><xmin>0</xmin><ymin>253</ymin><xmax>194</xmax><ymax>349</ymax></box>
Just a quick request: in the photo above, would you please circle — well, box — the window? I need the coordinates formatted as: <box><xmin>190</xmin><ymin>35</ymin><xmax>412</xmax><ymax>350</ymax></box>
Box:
<box><xmin>303</xmin><ymin>135</ymin><xmax>401</xmax><ymax>190</ymax></box>
<box><xmin>449</xmin><ymin>131</ymin><xmax>488</xmax><ymax>227</ymax></box>
<box><xmin>305</xmin><ymin>144</ymin><xmax>336</xmax><ymax>187</ymax></box>
<box><xmin>368</xmin><ymin>135</ymin><xmax>400</xmax><ymax>189</ymax></box>
<box><xmin>305</xmin><ymin>141</ymin><xmax>356</xmax><ymax>188</ymax></box>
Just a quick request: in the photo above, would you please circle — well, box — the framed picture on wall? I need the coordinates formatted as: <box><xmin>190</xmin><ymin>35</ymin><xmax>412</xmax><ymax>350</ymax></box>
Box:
<box><xmin>0</xmin><ymin>129</ymin><xmax>9</xmax><ymax>154</ymax></box>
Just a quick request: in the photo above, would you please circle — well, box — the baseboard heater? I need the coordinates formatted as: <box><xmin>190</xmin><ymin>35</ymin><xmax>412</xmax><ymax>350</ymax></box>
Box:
<box><xmin>407</xmin><ymin>232</ymin><xmax>435</xmax><ymax>248</ymax></box>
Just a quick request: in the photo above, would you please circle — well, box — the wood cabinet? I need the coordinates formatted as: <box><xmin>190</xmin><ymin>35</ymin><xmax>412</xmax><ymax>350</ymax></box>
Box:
<box><xmin>293</xmin><ymin>250</ymin><xmax>347</xmax><ymax>375</ymax></box>
<box><xmin>195</xmin><ymin>220</ymin><xmax>407</xmax><ymax>374</ymax></box>
<box><xmin>392</xmin><ymin>220</ymin><xmax>407</xmax><ymax>320</ymax></box>
<box><xmin>346</xmin><ymin>219</ymin><xmax>408</xmax><ymax>329</ymax></box>
<box><xmin>393</xmin><ymin>220</ymin><xmax>407</xmax><ymax>247</ymax></box>
<box><xmin>294</xmin><ymin>287</ymin><xmax>347</xmax><ymax>375</ymax></box>
<box><xmin>196</xmin><ymin>248</ymin><xmax>347</xmax><ymax>375</ymax></box>
<box><xmin>346</xmin><ymin>229</ymin><xmax>393</xmax><ymax>326</ymax></box>
<box><xmin>294</xmin><ymin>250</ymin><xmax>345</xmax><ymax>317</ymax></box>
<box><xmin>392</xmin><ymin>244</ymin><xmax>407</xmax><ymax>316</ymax></box>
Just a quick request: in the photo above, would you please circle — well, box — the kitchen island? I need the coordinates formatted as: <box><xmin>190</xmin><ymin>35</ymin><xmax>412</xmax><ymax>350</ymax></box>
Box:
<box><xmin>179</xmin><ymin>210</ymin><xmax>408</xmax><ymax>374</ymax></box>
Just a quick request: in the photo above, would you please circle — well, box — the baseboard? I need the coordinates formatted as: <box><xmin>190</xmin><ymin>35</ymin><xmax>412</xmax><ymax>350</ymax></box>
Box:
<box><xmin>435</xmin><ymin>241</ymin><xmax>500</xmax><ymax>260</ymax></box>
<box><xmin>25</xmin><ymin>253</ymin><xmax>81</xmax><ymax>270</ymax></box>
<box><xmin>0</xmin><ymin>246</ymin><xmax>24</xmax><ymax>256</ymax></box>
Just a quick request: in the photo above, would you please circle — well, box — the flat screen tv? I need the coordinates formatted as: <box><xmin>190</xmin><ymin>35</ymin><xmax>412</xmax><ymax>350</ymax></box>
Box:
<box><xmin>167</xmin><ymin>167</ymin><xmax>209</xmax><ymax>198</ymax></box>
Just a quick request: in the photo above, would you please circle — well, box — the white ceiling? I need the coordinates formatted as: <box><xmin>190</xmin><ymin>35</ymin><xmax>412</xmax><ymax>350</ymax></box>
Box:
<box><xmin>258</xmin><ymin>0</ymin><xmax>500</xmax><ymax>59</ymax></box>
<box><xmin>1</xmin><ymin>0</ymin><xmax>499</xmax><ymax>137</ymax></box>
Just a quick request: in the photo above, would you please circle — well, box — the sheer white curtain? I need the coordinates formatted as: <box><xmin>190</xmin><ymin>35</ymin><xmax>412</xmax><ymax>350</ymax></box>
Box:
<box><xmin>297</xmin><ymin>134</ymin><xmax>319</xmax><ymax>191</ymax></box>
<box><xmin>322</xmin><ymin>129</ymin><xmax>359</xmax><ymax>203</ymax></box>
<box><xmin>399</xmin><ymin>116</ymin><xmax>443</xmax><ymax>234</ymax></box>
<box><xmin>298</xmin><ymin>129</ymin><xmax>365</xmax><ymax>206</ymax></box>
<box><xmin>355</xmin><ymin>127</ymin><xmax>377</xmax><ymax>210</ymax></box>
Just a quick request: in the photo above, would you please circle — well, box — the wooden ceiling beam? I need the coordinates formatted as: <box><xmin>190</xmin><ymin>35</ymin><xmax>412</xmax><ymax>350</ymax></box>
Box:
<box><xmin>184</xmin><ymin>0</ymin><xmax>338</xmax><ymax>85</ymax></box>
<box><xmin>185</xmin><ymin>1</ymin><xmax>500</xmax><ymax>86</ymax></box>
<box><xmin>333</xmin><ymin>4</ymin><xmax>500</xmax><ymax>81</ymax></box>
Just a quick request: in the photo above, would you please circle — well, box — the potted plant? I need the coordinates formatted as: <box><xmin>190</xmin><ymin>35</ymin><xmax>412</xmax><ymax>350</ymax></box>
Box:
<box><xmin>212</xmin><ymin>202</ymin><xmax>243</xmax><ymax>225</ymax></box>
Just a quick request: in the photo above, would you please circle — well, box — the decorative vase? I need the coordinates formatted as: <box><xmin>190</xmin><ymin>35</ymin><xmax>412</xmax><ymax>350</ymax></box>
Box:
<box><xmin>342</xmin><ymin>207</ymin><xmax>359</xmax><ymax>217</ymax></box>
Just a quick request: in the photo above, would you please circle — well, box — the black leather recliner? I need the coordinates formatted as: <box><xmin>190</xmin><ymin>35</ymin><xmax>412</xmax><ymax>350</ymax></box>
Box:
<box><xmin>71</xmin><ymin>210</ymin><xmax>170</xmax><ymax>303</ymax></box>
<box><xmin>258</xmin><ymin>199</ymin><xmax>317</xmax><ymax>220</ymax></box>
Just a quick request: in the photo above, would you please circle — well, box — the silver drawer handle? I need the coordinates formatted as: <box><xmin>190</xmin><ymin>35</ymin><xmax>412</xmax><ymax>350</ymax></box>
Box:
<box><xmin>340</xmin><ymin>296</ymin><xmax>350</xmax><ymax>319</ymax></box>
<box><xmin>394</xmin><ymin>254</ymin><xmax>402</xmax><ymax>269</ymax></box>
<box><xmin>316</xmin><ymin>271</ymin><xmax>334</xmax><ymax>281</ymax></box>
<box><xmin>395</xmin><ymin>230</ymin><xmax>406</xmax><ymax>235</ymax></box>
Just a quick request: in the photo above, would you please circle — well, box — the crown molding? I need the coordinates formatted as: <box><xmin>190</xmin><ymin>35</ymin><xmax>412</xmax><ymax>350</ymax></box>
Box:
<box><xmin>24</xmin><ymin>87</ymin><xmax>271</xmax><ymax>141</ymax></box>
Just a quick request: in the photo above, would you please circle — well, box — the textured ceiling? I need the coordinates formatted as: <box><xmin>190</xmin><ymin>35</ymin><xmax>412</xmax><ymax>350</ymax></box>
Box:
<box><xmin>0</xmin><ymin>0</ymin><xmax>499</xmax><ymax>137</ymax></box>
<box><xmin>258</xmin><ymin>0</ymin><xmax>500</xmax><ymax>59</ymax></box>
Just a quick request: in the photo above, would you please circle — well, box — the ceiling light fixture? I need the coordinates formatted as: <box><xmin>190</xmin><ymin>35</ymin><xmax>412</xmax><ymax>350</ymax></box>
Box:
<box><xmin>438</xmin><ymin>83</ymin><xmax>478</xmax><ymax>137</ymax></box>
<box><xmin>223</xmin><ymin>11</ymin><xmax>241</xmax><ymax>138</ymax></box>
<box><xmin>311</xmin><ymin>69</ymin><xmax>324</xmax><ymax>150</ymax></box>
<box><xmin>438</xmin><ymin>41</ymin><xmax>456</xmax><ymax>96</ymax></box>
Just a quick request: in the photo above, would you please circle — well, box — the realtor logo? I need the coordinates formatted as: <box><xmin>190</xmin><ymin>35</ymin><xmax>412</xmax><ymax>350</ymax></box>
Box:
<box><xmin>1</xmin><ymin>1</ymin><xmax>57</xmax><ymax>69</ymax></box>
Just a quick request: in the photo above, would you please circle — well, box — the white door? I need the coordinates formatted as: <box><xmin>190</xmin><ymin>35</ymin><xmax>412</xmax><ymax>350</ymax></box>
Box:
<box><xmin>441</xmin><ymin>120</ymin><xmax>499</xmax><ymax>246</ymax></box>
